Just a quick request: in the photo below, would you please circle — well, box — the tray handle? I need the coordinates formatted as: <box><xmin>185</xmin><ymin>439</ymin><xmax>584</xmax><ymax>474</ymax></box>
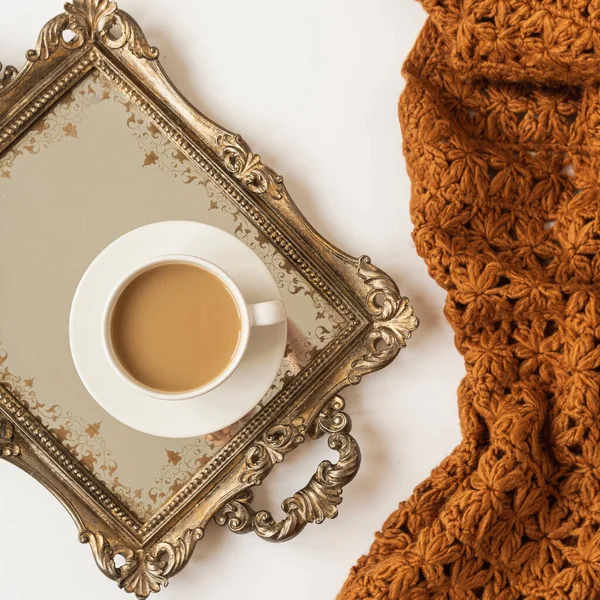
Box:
<box><xmin>215</xmin><ymin>396</ymin><xmax>361</xmax><ymax>542</ymax></box>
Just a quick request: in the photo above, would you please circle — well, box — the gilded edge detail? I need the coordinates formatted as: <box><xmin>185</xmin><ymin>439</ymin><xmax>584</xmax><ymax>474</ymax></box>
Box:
<box><xmin>215</xmin><ymin>396</ymin><xmax>361</xmax><ymax>542</ymax></box>
<box><xmin>0</xmin><ymin>0</ymin><xmax>157</xmax><ymax>89</ymax></box>
<box><xmin>216</xmin><ymin>134</ymin><xmax>285</xmax><ymax>200</ymax></box>
<box><xmin>27</xmin><ymin>0</ymin><xmax>159</xmax><ymax>62</ymax></box>
<box><xmin>81</xmin><ymin>528</ymin><xmax>203</xmax><ymax>600</ymax></box>
<box><xmin>240</xmin><ymin>419</ymin><xmax>307</xmax><ymax>486</ymax></box>
<box><xmin>348</xmin><ymin>256</ymin><xmax>419</xmax><ymax>384</ymax></box>
<box><xmin>0</xmin><ymin>63</ymin><xmax>18</xmax><ymax>89</ymax></box>
<box><xmin>0</xmin><ymin>418</ymin><xmax>20</xmax><ymax>457</ymax></box>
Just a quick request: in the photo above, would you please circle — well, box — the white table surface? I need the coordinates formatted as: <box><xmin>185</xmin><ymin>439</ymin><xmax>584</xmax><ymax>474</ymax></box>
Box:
<box><xmin>0</xmin><ymin>2</ymin><xmax>463</xmax><ymax>599</ymax></box>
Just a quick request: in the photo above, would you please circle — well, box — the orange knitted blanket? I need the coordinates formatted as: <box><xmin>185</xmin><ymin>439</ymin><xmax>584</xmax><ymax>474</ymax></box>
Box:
<box><xmin>339</xmin><ymin>2</ymin><xmax>600</xmax><ymax>599</ymax></box>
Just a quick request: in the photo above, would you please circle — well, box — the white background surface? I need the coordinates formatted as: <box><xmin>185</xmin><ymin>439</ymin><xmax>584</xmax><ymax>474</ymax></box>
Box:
<box><xmin>0</xmin><ymin>2</ymin><xmax>463</xmax><ymax>599</ymax></box>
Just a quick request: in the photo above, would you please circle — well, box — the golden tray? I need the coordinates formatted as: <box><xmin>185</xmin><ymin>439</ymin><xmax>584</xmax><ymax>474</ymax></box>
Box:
<box><xmin>0</xmin><ymin>1</ymin><xmax>418</xmax><ymax>597</ymax></box>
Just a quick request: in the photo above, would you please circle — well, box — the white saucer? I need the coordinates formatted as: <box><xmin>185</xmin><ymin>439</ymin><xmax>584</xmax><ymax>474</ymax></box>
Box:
<box><xmin>69</xmin><ymin>221</ymin><xmax>287</xmax><ymax>438</ymax></box>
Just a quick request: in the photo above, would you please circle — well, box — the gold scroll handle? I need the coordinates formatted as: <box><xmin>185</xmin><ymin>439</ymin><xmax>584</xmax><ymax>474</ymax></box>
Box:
<box><xmin>214</xmin><ymin>397</ymin><xmax>361</xmax><ymax>542</ymax></box>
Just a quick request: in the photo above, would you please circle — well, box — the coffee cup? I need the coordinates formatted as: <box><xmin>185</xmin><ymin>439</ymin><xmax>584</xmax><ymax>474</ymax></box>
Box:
<box><xmin>101</xmin><ymin>253</ymin><xmax>286</xmax><ymax>401</ymax></box>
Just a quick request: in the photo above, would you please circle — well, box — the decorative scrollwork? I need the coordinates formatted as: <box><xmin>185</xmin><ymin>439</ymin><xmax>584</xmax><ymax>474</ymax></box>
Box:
<box><xmin>119</xmin><ymin>549</ymin><xmax>169</xmax><ymax>599</ymax></box>
<box><xmin>215</xmin><ymin>397</ymin><xmax>361</xmax><ymax>543</ymax></box>
<box><xmin>348</xmin><ymin>255</ymin><xmax>419</xmax><ymax>383</ymax></box>
<box><xmin>309</xmin><ymin>395</ymin><xmax>351</xmax><ymax>437</ymax></box>
<box><xmin>214</xmin><ymin>489</ymin><xmax>255</xmax><ymax>534</ymax></box>
<box><xmin>150</xmin><ymin>528</ymin><xmax>204</xmax><ymax>579</ymax></box>
<box><xmin>80</xmin><ymin>528</ymin><xmax>203</xmax><ymax>599</ymax></box>
<box><xmin>79</xmin><ymin>531</ymin><xmax>120</xmax><ymax>581</ymax></box>
<box><xmin>217</xmin><ymin>134</ymin><xmax>285</xmax><ymax>199</ymax></box>
<box><xmin>253</xmin><ymin>433</ymin><xmax>359</xmax><ymax>541</ymax></box>
<box><xmin>240</xmin><ymin>419</ymin><xmax>306</xmax><ymax>485</ymax></box>
<box><xmin>0</xmin><ymin>63</ymin><xmax>18</xmax><ymax>89</ymax></box>
<box><xmin>0</xmin><ymin>419</ymin><xmax>20</xmax><ymax>457</ymax></box>
<box><xmin>99</xmin><ymin>8</ymin><xmax>159</xmax><ymax>60</ymax></box>
<box><xmin>27</xmin><ymin>0</ymin><xmax>158</xmax><ymax>63</ymax></box>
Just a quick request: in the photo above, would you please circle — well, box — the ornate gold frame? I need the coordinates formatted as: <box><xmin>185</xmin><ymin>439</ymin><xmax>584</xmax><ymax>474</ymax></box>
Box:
<box><xmin>0</xmin><ymin>1</ymin><xmax>418</xmax><ymax>597</ymax></box>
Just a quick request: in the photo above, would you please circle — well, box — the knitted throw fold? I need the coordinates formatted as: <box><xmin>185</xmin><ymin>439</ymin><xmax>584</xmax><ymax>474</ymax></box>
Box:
<box><xmin>339</xmin><ymin>3</ymin><xmax>600</xmax><ymax>599</ymax></box>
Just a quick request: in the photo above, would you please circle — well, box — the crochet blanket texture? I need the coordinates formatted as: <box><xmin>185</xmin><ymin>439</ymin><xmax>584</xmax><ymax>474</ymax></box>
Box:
<box><xmin>339</xmin><ymin>3</ymin><xmax>600</xmax><ymax>599</ymax></box>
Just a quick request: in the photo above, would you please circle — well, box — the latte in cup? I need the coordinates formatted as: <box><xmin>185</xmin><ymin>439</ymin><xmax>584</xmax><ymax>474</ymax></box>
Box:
<box><xmin>109</xmin><ymin>262</ymin><xmax>242</xmax><ymax>393</ymax></box>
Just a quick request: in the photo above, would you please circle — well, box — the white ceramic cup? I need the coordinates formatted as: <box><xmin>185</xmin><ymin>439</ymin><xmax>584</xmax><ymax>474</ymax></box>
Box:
<box><xmin>101</xmin><ymin>253</ymin><xmax>286</xmax><ymax>401</ymax></box>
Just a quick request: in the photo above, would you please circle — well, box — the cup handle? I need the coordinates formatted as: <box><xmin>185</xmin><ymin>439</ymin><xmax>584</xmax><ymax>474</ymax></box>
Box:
<box><xmin>248</xmin><ymin>301</ymin><xmax>286</xmax><ymax>327</ymax></box>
